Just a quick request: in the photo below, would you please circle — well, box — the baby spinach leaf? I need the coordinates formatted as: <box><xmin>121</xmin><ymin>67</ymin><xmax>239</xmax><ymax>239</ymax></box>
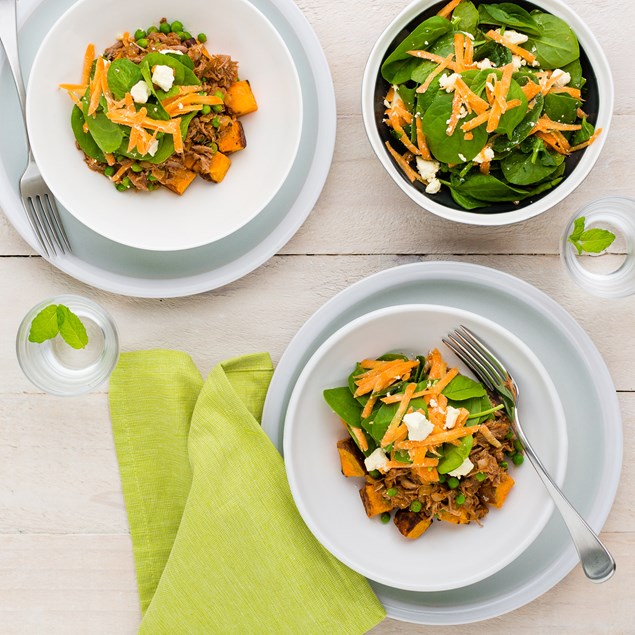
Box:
<box><xmin>365</xmin><ymin>402</ymin><xmax>398</xmax><ymax>443</ymax></box>
<box><xmin>164</xmin><ymin>52</ymin><xmax>194</xmax><ymax>69</ymax></box>
<box><xmin>348</xmin><ymin>363</ymin><xmax>368</xmax><ymax>406</ymax></box>
<box><xmin>473</xmin><ymin>39</ymin><xmax>512</xmax><ymax>67</ymax></box>
<box><xmin>377</xmin><ymin>352</ymin><xmax>410</xmax><ymax>362</ymax></box>
<box><xmin>567</xmin><ymin>216</ymin><xmax>616</xmax><ymax>255</ymax></box>
<box><xmin>139</xmin><ymin>63</ymin><xmax>171</xmax><ymax>121</ymax></box>
<box><xmin>525</xmin><ymin>12</ymin><xmax>580</xmax><ymax>69</ymax></box>
<box><xmin>107</xmin><ymin>58</ymin><xmax>142</xmax><ymax>100</ymax></box>
<box><xmin>573</xmin><ymin>117</ymin><xmax>595</xmax><ymax>145</ymax></box>
<box><xmin>478</xmin><ymin>3</ymin><xmax>541</xmax><ymax>36</ymax></box>
<box><xmin>393</xmin><ymin>450</ymin><xmax>412</xmax><ymax>464</ymax></box>
<box><xmin>562</xmin><ymin>59</ymin><xmax>585</xmax><ymax>89</ymax></box>
<box><xmin>70</xmin><ymin>105</ymin><xmax>105</xmax><ymax>161</ymax></box>
<box><xmin>85</xmin><ymin>111</ymin><xmax>124</xmax><ymax>153</ymax></box>
<box><xmin>442</xmin><ymin>374</ymin><xmax>487</xmax><ymax>400</ymax></box>
<box><xmin>450</xmin><ymin>172</ymin><xmax>528</xmax><ymax>202</ymax></box>
<box><xmin>381</xmin><ymin>16</ymin><xmax>452</xmax><ymax>84</ymax></box>
<box><xmin>497</xmin><ymin>79</ymin><xmax>528</xmax><ymax>137</ymax></box>
<box><xmin>492</xmin><ymin>93</ymin><xmax>543</xmax><ymax>153</ymax></box>
<box><xmin>410</xmin><ymin>32</ymin><xmax>455</xmax><ymax>83</ymax></box>
<box><xmin>544</xmin><ymin>92</ymin><xmax>579</xmax><ymax>124</ymax></box>
<box><xmin>422</xmin><ymin>91</ymin><xmax>488</xmax><ymax>164</ymax></box>
<box><xmin>501</xmin><ymin>147</ymin><xmax>564</xmax><ymax>185</ymax></box>
<box><xmin>449</xmin><ymin>187</ymin><xmax>490</xmax><ymax>210</ymax></box>
<box><xmin>452</xmin><ymin>1</ymin><xmax>480</xmax><ymax>35</ymax></box>
<box><xmin>323</xmin><ymin>387</ymin><xmax>363</xmax><ymax>428</ymax></box>
<box><xmin>141</xmin><ymin>52</ymin><xmax>201</xmax><ymax>86</ymax></box>
<box><xmin>438</xmin><ymin>435</ymin><xmax>473</xmax><ymax>474</ymax></box>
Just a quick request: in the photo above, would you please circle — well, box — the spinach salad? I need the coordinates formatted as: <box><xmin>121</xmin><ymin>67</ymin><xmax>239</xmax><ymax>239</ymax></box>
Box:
<box><xmin>381</xmin><ymin>0</ymin><xmax>601</xmax><ymax>210</ymax></box>
<box><xmin>324</xmin><ymin>348</ymin><xmax>523</xmax><ymax>539</ymax></box>
<box><xmin>60</xmin><ymin>18</ymin><xmax>258</xmax><ymax>195</ymax></box>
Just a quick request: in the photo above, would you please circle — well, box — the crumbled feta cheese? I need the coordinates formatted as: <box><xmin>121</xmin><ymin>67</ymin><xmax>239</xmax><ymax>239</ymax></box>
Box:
<box><xmin>403</xmin><ymin>411</ymin><xmax>434</xmax><ymax>441</ymax></box>
<box><xmin>475</xmin><ymin>58</ymin><xmax>494</xmax><ymax>70</ymax></box>
<box><xmin>458</xmin><ymin>106</ymin><xmax>468</xmax><ymax>119</ymax></box>
<box><xmin>429</xmin><ymin>399</ymin><xmax>438</xmax><ymax>408</ymax></box>
<box><xmin>448</xmin><ymin>457</ymin><xmax>474</xmax><ymax>478</ymax></box>
<box><xmin>147</xmin><ymin>139</ymin><xmax>159</xmax><ymax>157</ymax></box>
<box><xmin>416</xmin><ymin>157</ymin><xmax>440</xmax><ymax>182</ymax></box>
<box><xmin>439</xmin><ymin>72</ymin><xmax>461</xmax><ymax>93</ymax></box>
<box><xmin>160</xmin><ymin>49</ymin><xmax>184</xmax><ymax>55</ymax></box>
<box><xmin>425</xmin><ymin>178</ymin><xmax>441</xmax><ymax>194</ymax></box>
<box><xmin>444</xmin><ymin>405</ymin><xmax>462</xmax><ymax>429</ymax></box>
<box><xmin>130</xmin><ymin>80</ymin><xmax>151</xmax><ymax>104</ymax></box>
<box><xmin>473</xmin><ymin>146</ymin><xmax>495</xmax><ymax>164</ymax></box>
<box><xmin>458</xmin><ymin>153</ymin><xmax>467</xmax><ymax>162</ymax></box>
<box><xmin>495</xmin><ymin>28</ymin><xmax>528</xmax><ymax>45</ymax></box>
<box><xmin>364</xmin><ymin>448</ymin><xmax>389</xmax><ymax>473</ymax></box>
<box><xmin>151</xmin><ymin>65</ymin><xmax>175</xmax><ymax>92</ymax></box>
<box><xmin>383</xmin><ymin>84</ymin><xmax>401</xmax><ymax>109</ymax></box>
<box><xmin>511</xmin><ymin>54</ymin><xmax>527</xmax><ymax>71</ymax></box>
<box><xmin>551</xmin><ymin>68</ymin><xmax>571</xmax><ymax>88</ymax></box>
<box><xmin>486</xmin><ymin>81</ymin><xmax>495</xmax><ymax>93</ymax></box>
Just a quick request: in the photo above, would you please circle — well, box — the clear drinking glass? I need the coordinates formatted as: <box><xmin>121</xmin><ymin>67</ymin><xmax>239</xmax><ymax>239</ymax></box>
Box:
<box><xmin>16</xmin><ymin>295</ymin><xmax>119</xmax><ymax>396</ymax></box>
<box><xmin>561</xmin><ymin>196</ymin><xmax>635</xmax><ymax>298</ymax></box>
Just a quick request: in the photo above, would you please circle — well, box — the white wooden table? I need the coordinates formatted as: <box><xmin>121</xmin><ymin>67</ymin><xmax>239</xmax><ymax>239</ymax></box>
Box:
<box><xmin>1</xmin><ymin>0</ymin><xmax>633</xmax><ymax>632</ymax></box>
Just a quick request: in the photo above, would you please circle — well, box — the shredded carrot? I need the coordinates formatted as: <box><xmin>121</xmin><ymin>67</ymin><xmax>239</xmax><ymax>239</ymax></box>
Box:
<box><xmin>437</xmin><ymin>0</ymin><xmax>463</xmax><ymax>19</ymax></box>
<box><xmin>577</xmin><ymin>107</ymin><xmax>588</xmax><ymax>119</ymax></box>
<box><xmin>350</xmin><ymin>425</ymin><xmax>369</xmax><ymax>453</ymax></box>
<box><xmin>59</xmin><ymin>83</ymin><xmax>88</xmax><ymax>92</ymax></box>
<box><xmin>80</xmin><ymin>43</ymin><xmax>95</xmax><ymax>86</ymax></box>
<box><xmin>87</xmin><ymin>57</ymin><xmax>105</xmax><ymax>116</ymax></box>
<box><xmin>361</xmin><ymin>395</ymin><xmax>378</xmax><ymax>420</ymax></box>
<box><xmin>104</xmin><ymin>153</ymin><xmax>115</xmax><ymax>166</ymax></box>
<box><xmin>461</xmin><ymin>111</ymin><xmax>489</xmax><ymax>133</ymax></box>
<box><xmin>535</xmin><ymin>131</ymin><xmax>569</xmax><ymax>155</ymax></box>
<box><xmin>551</xmin><ymin>129</ymin><xmax>571</xmax><ymax>151</ymax></box>
<box><xmin>569</xmin><ymin>128</ymin><xmax>602</xmax><ymax>152</ymax></box>
<box><xmin>549</xmin><ymin>86</ymin><xmax>582</xmax><ymax>99</ymax></box>
<box><xmin>387</xmin><ymin>112</ymin><xmax>420</xmax><ymax>155</ymax></box>
<box><xmin>498</xmin><ymin>64</ymin><xmax>514</xmax><ymax>106</ymax></box>
<box><xmin>417</xmin><ymin>54</ymin><xmax>454</xmax><ymax>94</ymax></box>
<box><xmin>360</xmin><ymin>359</ymin><xmax>386</xmax><ymax>369</ymax></box>
<box><xmin>413</xmin><ymin>467</ymin><xmax>440</xmax><ymax>482</ymax></box>
<box><xmin>454</xmin><ymin>33</ymin><xmax>465</xmax><ymax>71</ymax></box>
<box><xmin>385</xmin><ymin>141</ymin><xmax>421</xmax><ymax>183</ymax></box>
<box><xmin>485</xmin><ymin>30</ymin><xmax>536</xmax><ymax>64</ymax></box>
<box><xmin>385</xmin><ymin>86</ymin><xmax>395</xmax><ymax>103</ymax></box>
<box><xmin>428</xmin><ymin>349</ymin><xmax>447</xmax><ymax>380</ymax></box>
<box><xmin>66</xmin><ymin>92</ymin><xmax>82</xmax><ymax>106</ymax></box>
<box><xmin>454</xmin><ymin>77</ymin><xmax>489</xmax><ymax>114</ymax></box>
<box><xmin>407</xmin><ymin>50</ymin><xmax>460</xmax><ymax>72</ymax></box>
<box><xmin>464</xmin><ymin>36</ymin><xmax>474</xmax><ymax>66</ymax></box>
<box><xmin>110</xmin><ymin>160</ymin><xmax>133</xmax><ymax>182</ymax></box>
<box><xmin>446</xmin><ymin>90</ymin><xmax>463</xmax><ymax>135</ymax></box>
<box><xmin>479</xmin><ymin>160</ymin><xmax>491</xmax><ymax>175</ymax></box>
<box><xmin>429</xmin><ymin>367</ymin><xmax>458</xmax><ymax>395</ymax></box>
<box><xmin>355</xmin><ymin>360</ymin><xmax>418</xmax><ymax>395</ymax></box>
<box><xmin>409</xmin><ymin>448</ymin><xmax>439</xmax><ymax>467</ymax></box>
<box><xmin>415</xmin><ymin>116</ymin><xmax>433</xmax><ymax>161</ymax></box>
<box><xmin>505</xmin><ymin>99</ymin><xmax>522</xmax><ymax>110</ymax></box>
<box><xmin>521</xmin><ymin>81</ymin><xmax>542</xmax><ymax>101</ymax></box>
<box><xmin>381</xmin><ymin>383</ymin><xmax>417</xmax><ymax>448</ymax></box>
<box><xmin>395</xmin><ymin>425</ymin><xmax>480</xmax><ymax>448</ymax></box>
<box><xmin>536</xmin><ymin>115</ymin><xmax>581</xmax><ymax>132</ymax></box>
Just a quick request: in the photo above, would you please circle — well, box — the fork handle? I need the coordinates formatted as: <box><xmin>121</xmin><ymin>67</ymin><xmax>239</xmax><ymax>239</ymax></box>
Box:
<box><xmin>0</xmin><ymin>0</ymin><xmax>27</xmax><ymax>114</ymax></box>
<box><xmin>515</xmin><ymin>415</ymin><xmax>616</xmax><ymax>583</ymax></box>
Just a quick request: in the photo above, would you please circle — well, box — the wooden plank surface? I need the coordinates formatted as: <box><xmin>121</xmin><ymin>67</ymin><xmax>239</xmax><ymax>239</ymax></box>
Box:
<box><xmin>1</xmin><ymin>0</ymin><xmax>633</xmax><ymax>632</ymax></box>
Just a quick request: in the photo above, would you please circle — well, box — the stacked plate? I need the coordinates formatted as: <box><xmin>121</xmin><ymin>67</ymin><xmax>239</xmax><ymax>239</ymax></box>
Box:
<box><xmin>0</xmin><ymin>0</ymin><xmax>335</xmax><ymax>297</ymax></box>
<box><xmin>263</xmin><ymin>261</ymin><xmax>622</xmax><ymax>625</ymax></box>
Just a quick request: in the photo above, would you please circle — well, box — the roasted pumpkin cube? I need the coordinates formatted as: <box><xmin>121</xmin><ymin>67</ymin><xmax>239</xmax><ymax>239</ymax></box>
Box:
<box><xmin>394</xmin><ymin>509</ymin><xmax>432</xmax><ymax>539</ymax></box>
<box><xmin>208</xmin><ymin>151</ymin><xmax>231</xmax><ymax>183</ymax></box>
<box><xmin>437</xmin><ymin>507</ymin><xmax>471</xmax><ymax>524</ymax></box>
<box><xmin>225</xmin><ymin>80</ymin><xmax>258</xmax><ymax>116</ymax></box>
<box><xmin>218</xmin><ymin>120</ymin><xmax>247</xmax><ymax>154</ymax></box>
<box><xmin>336</xmin><ymin>438</ymin><xmax>366</xmax><ymax>477</ymax></box>
<box><xmin>492</xmin><ymin>472</ymin><xmax>515</xmax><ymax>508</ymax></box>
<box><xmin>162</xmin><ymin>168</ymin><xmax>197</xmax><ymax>195</ymax></box>
<box><xmin>359</xmin><ymin>483</ymin><xmax>393</xmax><ymax>517</ymax></box>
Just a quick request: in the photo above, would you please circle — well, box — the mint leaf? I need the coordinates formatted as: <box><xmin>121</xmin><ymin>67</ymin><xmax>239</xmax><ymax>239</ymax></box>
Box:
<box><xmin>28</xmin><ymin>305</ymin><xmax>60</xmax><ymax>343</ymax></box>
<box><xmin>57</xmin><ymin>305</ymin><xmax>89</xmax><ymax>349</ymax></box>
<box><xmin>568</xmin><ymin>216</ymin><xmax>616</xmax><ymax>255</ymax></box>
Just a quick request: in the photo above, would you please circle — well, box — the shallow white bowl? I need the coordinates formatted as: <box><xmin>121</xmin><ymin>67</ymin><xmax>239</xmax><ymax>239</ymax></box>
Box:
<box><xmin>361</xmin><ymin>0</ymin><xmax>613</xmax><ymax>226</ymax></box>
<box><xmin>27</xmin><ymin>0</ymin><xmax>302</xmax><ymax>251</ymax></box>
<box><xmin>284</xmin><ymin>304</ymin><xmax>568</xmax><ymax>592</ymax></box>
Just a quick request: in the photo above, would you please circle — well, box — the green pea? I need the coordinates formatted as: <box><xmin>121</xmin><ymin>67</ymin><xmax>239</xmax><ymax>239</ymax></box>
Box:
<box><xmin>170</xmin><ymin>21</ymin><xmax>184</xmax><ymax>32</ymax></box>
<box><xmin>368</xmin><ymin>469</ymin><xmax>381</xmax><ymax>479</ymax></box>
<box><xmin>380</xmin><ymin>512</ymin><xmax>391</xmax><ymax>524</ymax></box>
<box><xmin>455</xmin><ymin>493</ymin><xmax>466</xmax><ymax>505</ymax></box>
<box><xmin>447</xmin><ymin>476</ymin><xmax>460</xmax><ymax>489</ymax></box>
<box><xmin>208</xmin><ymin>142</ymin><xmax>218</xmax><ymax>153</ymax></box>
<box><xmin>214</xmin><ymin>90</ymin><xmax>224</xmax><ymax>100</ymax></box>
<box><xmin>475</xmin><ymin>472</ymin><xmax>487</xmax><ymax>482</ymax></box>
<box><xmin>513</xmin><ymin>440</ymin><xmax>523</xmax><ymax>453</ymax></box>
<box><xmin>104</xmin><ymin>166</ymin><xmax>115</xmax><ymax>177</ymax></box>
<box><xmin>512</xmin><ymin>453</ymin><xmax>524</xmax><ymax>466</ymax></box>
<box><xmin>147</xmin><ymin>174</ymin><xmax>158</xmax><ymax>182</ymax></box>
<box><xmin>409</xmin><ymin>500</ymin><xmax>422</xmax><ymax>513</ymax></box>
<box><xmin>201</xmin><ymin>104</ymin><xmax>211</xmax><ymax>115</ymax></box>
<box><xmin>212</xmin><ymin>116</ymin><xmax>221</xmax><ymax>128</ymax></box>
<box><xmin>115</xmin><ymin>154</ymin><xmax>125</xmax><ymax>162</ymax></box>
<box><xmin>159</xmin><ymin>22</ymin><xmax>171</xmax><ymax>34</ymax></box>
<box><xmin>386</xmin><ymin>488</ymin><xmax>398</xmax><ymax>497</ymax></box>
<box><xmin>134</xmin><ymin>29</ymin><xmax>146</xmax><ymax>40</ymax></box>
<box><xmin>147</xmin><ymin>26</ymin><xmax>158</xmax><ymax>34</ymax></box>
<box><xmin>198</xmin><ymin>33</ymin><xmax>208</xmax><ymax>43</ymax></box>
<box><xmin>137</xmin><ymin>38</ymin><xmax>149</xmax><ymax>49</ymax></box>
<box><xmin>438</xmin><ymin>474</ymin><xmax>447</xmax><ymax>483</ymax></box>
<box><xmin>176</xmin><ymin>31</ymin><xmax>187</xmax><ymax>40</ymax></box>
<box><xmin>116</xmin><ymin>183</ymin><xmax>127</xmax><ymax>192</ymax></box>
<box><xmin>212</xmin><ymin>104</ymin><xmax>224</xmax><ymax>113</ymax></box>
<box><xmin>505</xmin><ymin>431</ymin><xmax>514</xmax><ymax>440</ymax></box>
<box><xmin>500</xmin><ymin>461</ymin><xmax>508</xmax><ymax>469</ymax></box>
<box><xmin>147</xmin><ymin>183</ymin><xmax>159</xmax><ymax>191</ymax></box>
<box><xmin>122</xmin><ymin>176</ymin><xmax>131</xmax><ymax>188</ymax></box>
<box><xmin>131</xmin><ymin>163</ymin><xmax>143</xmax><ymax>173</ymax></box>
<box><xmin>181</xmin><ymin>31</ymin><xmax>192</xmax><ymax>40</ymax></box>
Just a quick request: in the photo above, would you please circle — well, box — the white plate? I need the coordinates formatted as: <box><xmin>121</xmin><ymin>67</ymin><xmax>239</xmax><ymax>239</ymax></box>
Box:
<box><xmin>263</xmin><ymin>262</ymin><xmax>622</xmax><ymax>624</ymax></box>
<box><xmin>27</xmin><ymin>0</ymin><xmax>303</xmax><ymax>251</ymax></box>
<box><xmin>284</xmin><ymin>304</ymin><xmax>567</xmax><ymax>592</ymax></box>
<box><xmin>0</xmin><ymin>0</ymin><xmax>335</xmax><ymax>295</ymax></box>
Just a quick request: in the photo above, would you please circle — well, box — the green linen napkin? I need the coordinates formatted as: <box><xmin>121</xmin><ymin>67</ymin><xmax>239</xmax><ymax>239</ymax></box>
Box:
<box><xmin>109</xmin><ymin>350</ymin><xmax>385</xmax><ymax>634</ymax></box>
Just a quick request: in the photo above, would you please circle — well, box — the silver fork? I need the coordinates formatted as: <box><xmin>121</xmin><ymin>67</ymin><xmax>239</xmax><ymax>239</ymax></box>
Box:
<box><xmin>443</xmin><ymin>325</ymin><xmax>616</xmax><ymax>584</ymax></box>
<box><xmin>0</xmin><ymin>0</ymin><xmax>70</xmax><ymax>257</ymax></box>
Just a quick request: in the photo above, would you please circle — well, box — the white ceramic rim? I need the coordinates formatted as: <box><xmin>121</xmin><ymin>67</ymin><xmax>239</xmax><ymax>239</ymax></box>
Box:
<box><xmin>284</xmin><ymin>302</ymin><xmax>567</xmax><ymax>592</ymax></box>
<box><xmin>0</xmin><ymin>0</ymin><xmax>336</xmax><ymax>297</ymax></box>
<box><xmin>361</xmin><ymin>0</ymin><xmax>614</xmax><ymax>226</ymax></box>
<box><xmin>263</xmin><ymin>261</ymin><xmax>623</xmax><ymax>623</ymax></box>
<box><xmin>26</xmin><ymin>0</ymin><xmax>303</xmax><ymax>251</ymax></box>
